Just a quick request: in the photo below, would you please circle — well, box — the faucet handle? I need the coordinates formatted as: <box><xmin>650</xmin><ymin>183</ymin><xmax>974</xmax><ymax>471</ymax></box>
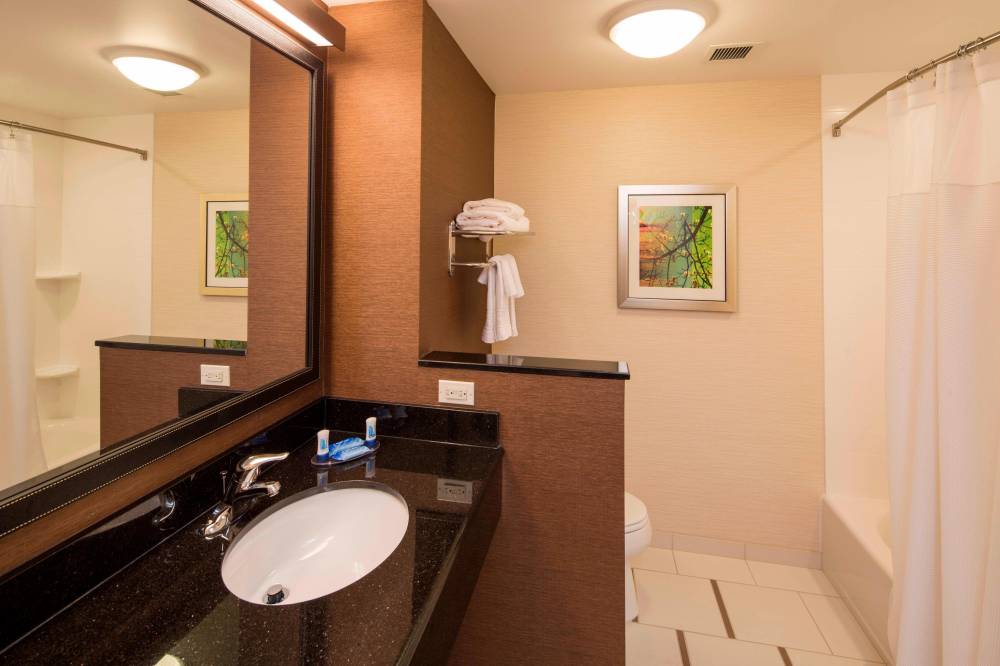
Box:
<box><xmin>239</xmin><ymin>452</ymin><xmax>289</xmax><ymax>472</ymax></box>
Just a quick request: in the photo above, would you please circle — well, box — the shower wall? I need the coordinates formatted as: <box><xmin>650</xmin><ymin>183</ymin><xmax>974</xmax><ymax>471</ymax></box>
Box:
<box><xmin>1</xmin><ymin>102</ymin><xmax>154</xmax><ymax>465</ymax></box>
<box><xmin>821</xmin><ymin>72</ymin><xmax>898</xmax><ymax>500</ymax></box>
<box><xmin>0</xmin><ymin>104</ymin><xmax>65</xmax><ymax>399</ymax></box>
<box><xmin>58</xmin><ymin>115</ymin><xmax>154</xmax><ymax>422</ymax></box>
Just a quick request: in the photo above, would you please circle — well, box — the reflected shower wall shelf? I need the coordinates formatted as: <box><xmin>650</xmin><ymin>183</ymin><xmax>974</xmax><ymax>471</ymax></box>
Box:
<box><xmin>448</xmin><ymin>221</ymin><xmax>533</xmax><ymax>276</ymax></box>
<box><xmin>35</xmin><ymin>271</ymin><xmax>81</xmax><ymax>282</ymax></box>
<box><xmin>35</xmin><ymin>364</ymin><xmax>80</xmax><ymax>380</ymax></box>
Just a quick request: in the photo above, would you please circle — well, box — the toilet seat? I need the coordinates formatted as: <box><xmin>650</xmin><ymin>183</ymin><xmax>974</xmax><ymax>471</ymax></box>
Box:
<box><xmin>625</xmin><ymin>492</ymin><xmax>648</xmax><ymax>534</ymax></box>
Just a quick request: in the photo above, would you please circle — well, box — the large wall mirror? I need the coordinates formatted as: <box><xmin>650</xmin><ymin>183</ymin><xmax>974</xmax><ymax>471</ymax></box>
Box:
<box><xmin>0</xmin><ymin>0</ymin><xmax>325</xmax><ymax>534</ymax></box>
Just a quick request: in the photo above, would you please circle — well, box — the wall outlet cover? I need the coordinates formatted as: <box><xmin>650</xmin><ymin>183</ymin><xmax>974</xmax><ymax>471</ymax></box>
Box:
<box><xmin>437</xmin><ymin>478</ymin><xmax>473</xmax><ymax>504</ymax></box>
<box><xmin>200</xmin><ymin>364</ymin><xmax>231</xmax><ymax>387</ymax></box>
<box><xmin>438</xmin><ymin>379</ymin><xmax>474</xmax><ymax>405</ymax></box>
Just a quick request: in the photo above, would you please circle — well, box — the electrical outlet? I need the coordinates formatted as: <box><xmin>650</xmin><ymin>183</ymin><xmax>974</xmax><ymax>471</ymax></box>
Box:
<box><xmin>438</xmin><ymin>380</ymin><xmax>474</xmax><ymax>405</ymax></box>
<box><xmin>437</xmin><ymin>478</ymin><xmax>473</xmax><ymax>504</ymax></box>
<box><xmin>200</xmin><ymin>364</ymin><xmax>231</xmax><ymax>387</ymax></box>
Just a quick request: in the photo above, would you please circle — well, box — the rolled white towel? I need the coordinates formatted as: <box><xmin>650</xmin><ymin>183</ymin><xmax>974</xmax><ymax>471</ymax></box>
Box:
<box><xmin>456</xmin><ymin>210</ymin><xmax>530</xmax><ymax>233</ymax></box>
<box><xmin>463</xmin><ymin>198</ymin><xmax>525</xmax><ymax>218</ymax></box>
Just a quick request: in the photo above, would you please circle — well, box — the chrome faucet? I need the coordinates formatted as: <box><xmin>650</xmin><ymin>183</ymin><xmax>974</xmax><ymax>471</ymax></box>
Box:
<box><xmin>200</xmin><ymin>451</ymin><xmax>289</xmax><ymax>540</ymax></box>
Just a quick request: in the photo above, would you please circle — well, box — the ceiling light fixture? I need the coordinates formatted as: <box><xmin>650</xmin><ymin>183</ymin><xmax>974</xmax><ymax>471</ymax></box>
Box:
<box><xmin>106</xmin><ymin>48</ymin><xmax>204</xmax><ymax>92</ymax></box>
<box><xmin>608</xmin><ymin>1</ymin><xmax>715</xmax><ymax>59</ymax></box>
<box><xmin>243</xmin><ymin>0</ymin><xmax>334</xmax><ymax>47</ymax></box>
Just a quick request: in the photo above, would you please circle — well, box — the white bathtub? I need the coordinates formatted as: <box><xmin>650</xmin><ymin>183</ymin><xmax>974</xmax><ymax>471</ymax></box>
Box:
<box><xmin>40</xmin><ymin>417</ymin><xmax>100</xmax><ymax>470</ymax></box>
<box><xmin>823</xmin><ymin>494</ymin><xmax>894</xmax><ymax>663</ymax></box>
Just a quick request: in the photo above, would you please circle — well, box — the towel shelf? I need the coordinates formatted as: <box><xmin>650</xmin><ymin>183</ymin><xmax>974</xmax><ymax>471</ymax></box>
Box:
<box><xmin>448</xmin><ymin>220</ymin><xmax>533</xmax><ymax>276</ymax></box>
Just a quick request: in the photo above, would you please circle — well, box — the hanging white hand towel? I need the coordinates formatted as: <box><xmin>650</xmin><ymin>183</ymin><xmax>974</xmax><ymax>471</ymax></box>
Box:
<box><xmin>477</xmin><ymin>254</ymin><xmax>524</xmax><ymax>344</ymax></box>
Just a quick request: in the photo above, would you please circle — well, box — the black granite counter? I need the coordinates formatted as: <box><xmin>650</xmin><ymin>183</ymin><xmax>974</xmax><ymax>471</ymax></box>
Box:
<box><xmin>420</xmin><ymin>350</ymin><xmax>630</xmax><ymax>380</ymax></box>
<box><xmin>1</xmin><ymin>402</ymin><xmax>502</xmax><ymax>665</ymax></box>
<box><xmin>96</xmin><ymin>334</ymin><xmax>248</xmax><ymax>356</ymax></box>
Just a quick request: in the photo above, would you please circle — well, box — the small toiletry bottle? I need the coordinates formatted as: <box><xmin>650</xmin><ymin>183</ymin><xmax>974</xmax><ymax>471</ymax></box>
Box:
<box><xmin>316</xmin><ymin>429</ymin><xmax>331</xmax><ymax>461</ymax></box>
<box><xmin>365</xmin><ymin>417</ymin><xmax>377</xmax><ymax>444</ymax></box>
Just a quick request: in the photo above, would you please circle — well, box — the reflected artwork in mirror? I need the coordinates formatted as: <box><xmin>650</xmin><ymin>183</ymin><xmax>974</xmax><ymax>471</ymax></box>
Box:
<box><xmin>0</xmin><ymin>0</ymin><xmax>326</xmax><ymax>534</ymax></box>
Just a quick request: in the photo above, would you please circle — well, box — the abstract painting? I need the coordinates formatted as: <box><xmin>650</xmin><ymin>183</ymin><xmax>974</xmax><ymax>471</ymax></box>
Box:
<box><xmin>637</xmin><ymin>205</ymin><xmax>713</xmax><ymax>289</ymax></box>
<box><xmin>201</xmin><ymin>194</ymin><xmax>249</xmax><ymax>296</ymax></box>
<box><xmin>618</xmin><ymin>185</ymin><xmax>737</xmax><ymax>311</ymax></box>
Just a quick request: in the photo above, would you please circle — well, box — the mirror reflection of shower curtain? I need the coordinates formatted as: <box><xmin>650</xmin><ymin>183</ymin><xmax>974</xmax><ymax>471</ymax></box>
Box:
<box><xmin>0</xmin><ymin>132</ymin><xmax>46</xmax><ymax>487</ymax></box>
<box><xmin>885</xmin><ymin>47</ymin><xmax>1000</xmax><ymax>666</ymax></box>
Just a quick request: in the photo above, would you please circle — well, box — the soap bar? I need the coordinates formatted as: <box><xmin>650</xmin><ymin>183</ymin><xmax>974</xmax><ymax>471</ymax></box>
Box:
<box><xmin>330</xmin><ymin>437</ymin><xmax>364</xmax><ymax>455</ymax></box>
<box><xmin>331</xmin><ymin>444</ymin><xmax>373</xmax><ymax>462</ymax></box>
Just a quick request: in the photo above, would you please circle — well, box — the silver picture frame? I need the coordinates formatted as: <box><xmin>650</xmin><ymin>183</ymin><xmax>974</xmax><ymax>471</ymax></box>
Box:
<box><xmin>617</xmin><ymin>184</ymin><xmax>738</xmax><ymax>312</ymax></box>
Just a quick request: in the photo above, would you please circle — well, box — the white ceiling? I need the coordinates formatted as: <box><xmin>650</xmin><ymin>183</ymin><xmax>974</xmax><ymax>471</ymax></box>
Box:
<box><xmin>0</xmin><ymin>0</ymin><xmax>252</xmax><ymax>119</ymax></box>
<box><xmin>419</xmin><ymin>0</ymin><xmax>1000</xmax><ymax>94</ymax></box>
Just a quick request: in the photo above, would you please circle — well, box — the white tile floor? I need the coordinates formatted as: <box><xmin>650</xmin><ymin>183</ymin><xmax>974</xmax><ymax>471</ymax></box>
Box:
<box><xmin>629</xmin><ymin>548</ymin><xmax>885</xmax><ymax>666</ymax></box>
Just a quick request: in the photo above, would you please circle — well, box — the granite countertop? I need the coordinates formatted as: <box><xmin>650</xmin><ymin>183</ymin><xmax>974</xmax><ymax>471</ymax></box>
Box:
<box><xmin>419</xmin><ymin>350</ymin><xmax>630</xmax><ymax>380</ymax></box>
<box><xmin>3</xmin><ymin>432</ymin><xmax>502</xmax><ymax>665</ymax></box>
<box><xmin>95</xmin><ymin>335</ymin><xmax>248</xmax><ymax>356</ymax></box>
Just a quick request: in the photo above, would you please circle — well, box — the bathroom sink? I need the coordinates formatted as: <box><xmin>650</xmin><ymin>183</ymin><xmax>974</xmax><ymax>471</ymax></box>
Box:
<box><xmin>221</xmin><ymin>481</ymin><xmax>409</xmax><ymax>606</ymax></box>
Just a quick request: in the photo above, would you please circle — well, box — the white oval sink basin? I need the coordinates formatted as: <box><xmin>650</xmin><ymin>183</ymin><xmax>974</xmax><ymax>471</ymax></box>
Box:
<box><xmin>221</xmin><ymin>482</ymin><xmax>409</xmax><ymax>605</ymax></box>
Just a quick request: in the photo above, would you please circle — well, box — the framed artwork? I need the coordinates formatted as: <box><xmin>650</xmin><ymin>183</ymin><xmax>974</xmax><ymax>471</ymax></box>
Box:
<box><xmin>200</xmin><ymin>193</ymin><xmax>249</xmax><ymax>296</ymax></box>
<box><xmin>617</xmin><ymin>184</ymin><xmax>737</xmax><ymax>312</ymax></box>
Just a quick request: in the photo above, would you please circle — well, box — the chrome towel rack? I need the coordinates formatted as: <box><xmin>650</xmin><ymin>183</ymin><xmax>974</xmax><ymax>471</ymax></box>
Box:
<box><xmin>448</xmin><ymin>221</ymin><xmax>533</xmax><ymax>276</ymax></box>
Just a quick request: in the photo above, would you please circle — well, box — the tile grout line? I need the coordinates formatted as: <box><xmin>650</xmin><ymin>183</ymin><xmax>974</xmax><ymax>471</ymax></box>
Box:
<box><xmin>676</xmin><ymin>630</ymin><xmax>692</xmax><ymax>666</ymax></box>
<box><xmin>710</xmin><ymin>579</ymin><xmax>736</xmax><ymax>639</ymax></box>
<box><xmin>632</xmin><ymin>565</ymin><xmax>841</xmax><ymax>598</ymax></box>
<box><xmin>797</xmin><ymin>591</ymin><xmax>835</xmax><ymax>655</ymax></box>
<box><xmin>641</xmin><ymin>624</ymin><xmax>880</xmax><ymax>663</ymax></box>
<box><xmin>778</xmin><ymin>646</ymin><xmax>794</xmax><ymax>666</ymax></box>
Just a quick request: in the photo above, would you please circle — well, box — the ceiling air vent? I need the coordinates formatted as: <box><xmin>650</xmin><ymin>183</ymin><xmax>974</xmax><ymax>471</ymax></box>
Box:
<box><xmin>707</xmin><ymin>43</ymin><xmax>757</xmax><ymax>62</ymax></box>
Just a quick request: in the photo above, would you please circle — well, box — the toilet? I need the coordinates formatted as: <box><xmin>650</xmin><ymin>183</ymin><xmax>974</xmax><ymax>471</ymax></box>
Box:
<box><xmin>625</xmin><ymin>492</ymin><xmax>652</xmax><ymax>621</ymax></box>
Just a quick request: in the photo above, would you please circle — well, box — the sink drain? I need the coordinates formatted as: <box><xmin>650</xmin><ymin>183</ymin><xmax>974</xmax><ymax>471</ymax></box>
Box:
<box><xmin>263</xmin><ymin>584</ymin><xmax>288</xmax><ymax>605</ymax></box>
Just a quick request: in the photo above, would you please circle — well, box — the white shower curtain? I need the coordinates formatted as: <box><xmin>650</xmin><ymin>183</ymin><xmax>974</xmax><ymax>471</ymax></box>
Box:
<box><xmin>0</xmin><ymin>131</ymin><xmax>46</xmax><ymax>488</ymax></box>
<box><xmin>886</xmin><ymin>48</ymin><xmax>1000</xmax><ymax>665</ymax></box>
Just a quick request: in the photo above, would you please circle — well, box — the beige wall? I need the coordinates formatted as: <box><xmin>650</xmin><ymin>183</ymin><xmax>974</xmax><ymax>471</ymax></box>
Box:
<box><xmin>494</xmin><ymin>78</ymin><xmax>825</xmax><ymax>551</ymax></box>
<box><xmin>822</xmin><ymin>72</ymin><xmax>896</xmax><ymax>501</ymax></box>
<box><xmin>151</xmin><ymin>109</ymin><xmax>248</xmax><ymax>341</ymax></box>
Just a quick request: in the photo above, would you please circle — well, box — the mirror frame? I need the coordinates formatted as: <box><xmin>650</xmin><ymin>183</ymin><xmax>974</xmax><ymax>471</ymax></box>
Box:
<box><xmin>0</xmin><ymin>0</ymin><xmax>326</xmax><ymax>537</ymax></box>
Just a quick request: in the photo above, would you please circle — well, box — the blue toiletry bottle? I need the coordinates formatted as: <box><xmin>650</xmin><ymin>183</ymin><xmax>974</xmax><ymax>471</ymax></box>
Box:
<box><xmin>365</xmin><ymin>417</ymin><xmax>377</xmax><ymax>444</ymax></box>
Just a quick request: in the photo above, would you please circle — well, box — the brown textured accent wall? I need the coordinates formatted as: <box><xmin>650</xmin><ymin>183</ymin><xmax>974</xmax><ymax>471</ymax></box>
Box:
<box><xmin>326</xmin><ymin>2</ymin><xmax>624</xmax><ymax>662</ymax></box>
<box><xmin>99</xmin><ymin>348</ymin><xmax>250</xmax><ymax>447</ymax></box>
<box><xmin>246</xmin><ymin>40</ymin><xmax>311</xmax><ymax>386</ymax></box>
<box><xmin>418</xmin><ymin>6</ymin><xmax>493</xmax><ymax>355</ymax></box>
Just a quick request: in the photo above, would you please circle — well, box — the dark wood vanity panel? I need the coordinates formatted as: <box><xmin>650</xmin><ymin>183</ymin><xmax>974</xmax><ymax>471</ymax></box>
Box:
<box><xmin>326</xmin><ymin>2</ymin><xmax>625</xmax><ymax>662</ymax></box>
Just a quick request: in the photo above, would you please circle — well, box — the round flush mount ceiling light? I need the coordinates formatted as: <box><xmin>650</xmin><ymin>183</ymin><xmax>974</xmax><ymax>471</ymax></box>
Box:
<box><xmin>105</xmin><ymin>47</ymin><xmax>204</xmax><ymax>92</ymax></box>
<box><xmin>608</xmin><ymin>1</ymin><xmax>715</xmax><ymax>58</ymax></box>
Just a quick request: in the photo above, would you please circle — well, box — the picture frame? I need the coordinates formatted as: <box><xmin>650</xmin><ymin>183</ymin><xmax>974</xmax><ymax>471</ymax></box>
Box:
<box><xmin>617</xmin><ymin>184</ymin><xmax>738</xmax><ymax>312</ymax></box>
<box><xmin>200</xmin><ymin>193</ymin><xmax>249</xmax><ymax>296</ymax></box>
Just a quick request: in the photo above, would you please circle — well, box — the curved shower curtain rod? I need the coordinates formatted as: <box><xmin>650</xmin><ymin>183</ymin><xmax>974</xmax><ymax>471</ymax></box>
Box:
<box><xmin>832</xmin><ymin>29</ymin><xmax>1000</xmax><ymax>138</ymax></box>
<box><xmin>0</xmin><ymin>118</ymin><xmax>148</xmax><ymax>160</ymax></box>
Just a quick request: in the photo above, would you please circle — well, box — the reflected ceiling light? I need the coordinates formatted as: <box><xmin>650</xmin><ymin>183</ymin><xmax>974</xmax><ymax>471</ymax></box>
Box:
<box><xmin>608</xmin><ymin>1</ymin><xmax>714</xmax><ymax>58</ymax></box>
<box><xmin>243</xmin><ymin>0</ymin><xmax>334</xmax><ymax>47</ymax></box>
<box><xmin>107</xmin><ymin>48</ymin><xmax>203</xmax><ymax>92</ymax></box>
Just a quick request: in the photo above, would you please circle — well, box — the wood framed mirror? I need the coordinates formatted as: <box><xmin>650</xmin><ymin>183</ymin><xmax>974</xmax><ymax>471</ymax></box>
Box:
<box><xmin>0</xmin><ymin>0</ymin><xmax>329</xmax><ymax>537</ymax></box>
